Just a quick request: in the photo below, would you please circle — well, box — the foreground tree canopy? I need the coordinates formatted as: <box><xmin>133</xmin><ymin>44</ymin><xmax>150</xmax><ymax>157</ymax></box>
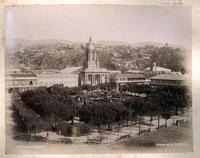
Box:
<box><xmin>15</xmin><ymin>84</ymin><xmax>191</xmax><ymax>140</ymax></box>
<box><xmin>21</xmin><ymin>85</ymin><xmax>80</xmax><ymax>126</ymax></box>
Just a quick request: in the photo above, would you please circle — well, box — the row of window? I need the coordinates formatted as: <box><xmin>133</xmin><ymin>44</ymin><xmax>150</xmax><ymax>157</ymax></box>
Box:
<box><xmin>151</xmin><ymin>80</ymin><xmax>183</xmax><ymax>85</ymax></box>
<box><xmin>38</xmin><ymin>80</ymin><xmax>78</xmax><ymax>86</ymax></box>
<box><xmin>117</xmin><ymin>77</ymin><xmax>145</xmax><ymax>81</ymax></box>
<box><xmin>6</xmin><ymin>79</ymin><xmax>78</xmax><ymax>87</ymax></box>
<box><xmin>6</xmin><ymin>81</ymin><xmax>35</xmax><ymax>86</ymax></box>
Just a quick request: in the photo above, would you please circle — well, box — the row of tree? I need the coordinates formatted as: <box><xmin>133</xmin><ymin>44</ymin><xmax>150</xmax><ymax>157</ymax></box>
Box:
<box><xmin>20</xmin><ymin>85</ymin><xmax>80</xmax><ymax>128</ymax></box>
<box><xmin>119</xmin><ymin>83</ymin><xmax>152</xmax><ymax>94</ymax></box>
<box><xmin>79</xmin><ymin>85</ymin><xmax>191</xmax><ymax>133</ymax></box>
<box><xmin>13</xmin><ymin>101</ymin><xmax>48</xmax><ymax>141</ymax></box>
<box><xmin>79</xmin><ymin>101</ymin><xmax>128</xmax><ymax>132</ymax></box>
<box><xmin>17</xmin><ymin>84</ymin><xmax>191</xmax><ymax>139</ymax></box>
<box><xmin>81</xmin><ymin>83</ymin><xmax>116</xmax><ymax>92</ymax></box>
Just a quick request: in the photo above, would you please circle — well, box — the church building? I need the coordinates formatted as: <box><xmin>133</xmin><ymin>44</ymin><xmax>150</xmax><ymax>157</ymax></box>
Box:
<box><xmin>79</xmin><ymin>37</ymin><xmax>110</xmax><ymax>85</ymax></box>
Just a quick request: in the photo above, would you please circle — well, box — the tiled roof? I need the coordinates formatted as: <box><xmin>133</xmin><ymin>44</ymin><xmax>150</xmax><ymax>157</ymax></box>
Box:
<box><xmin>150</xmin><ymin>74</ymin><xmax>184</xmax><ymax>81</ymax></box>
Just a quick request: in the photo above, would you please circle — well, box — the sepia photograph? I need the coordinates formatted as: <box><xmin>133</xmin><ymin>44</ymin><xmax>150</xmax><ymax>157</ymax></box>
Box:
<box><xmin>4</xmin><ymin>5</ymin><xmax>192</xmax><ymax>154</ymax></box>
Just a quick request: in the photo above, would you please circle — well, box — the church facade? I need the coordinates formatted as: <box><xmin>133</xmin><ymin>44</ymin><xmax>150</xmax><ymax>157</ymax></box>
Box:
<box><xmin>79</xmin><ymin>37</ymin><xmax>110</xmax><ymax>86</ymax></box>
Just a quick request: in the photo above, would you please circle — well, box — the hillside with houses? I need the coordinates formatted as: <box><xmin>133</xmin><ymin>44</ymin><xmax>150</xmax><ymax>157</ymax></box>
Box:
<box><xmin>6</xmin><ymin>39</ymin><xmax>188</xmax><ymax>73</ymax></box>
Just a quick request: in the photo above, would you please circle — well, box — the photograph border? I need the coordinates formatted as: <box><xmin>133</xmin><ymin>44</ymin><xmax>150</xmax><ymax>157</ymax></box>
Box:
<box><xmin>0</xmin><ymin>0</ymin><xmax>200</xmax><ymax>158</ymax></box>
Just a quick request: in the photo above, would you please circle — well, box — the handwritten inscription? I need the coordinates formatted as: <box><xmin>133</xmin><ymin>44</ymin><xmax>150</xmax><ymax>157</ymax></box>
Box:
<box><xmin>161</xmin><ymin>0</ymin><xmax>183</xmax><ymax>6</ymax></box>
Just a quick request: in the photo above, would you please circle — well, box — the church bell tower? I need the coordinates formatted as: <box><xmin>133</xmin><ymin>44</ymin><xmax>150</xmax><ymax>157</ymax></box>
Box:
<box><xmin>84</xmin><ymin>37</ymin><xmax>99</xmax><ymax>69</ymax></box>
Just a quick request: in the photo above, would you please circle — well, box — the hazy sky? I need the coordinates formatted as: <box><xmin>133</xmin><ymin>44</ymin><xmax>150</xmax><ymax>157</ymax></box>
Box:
<box><xmin>5</xmin><ymin>5</ymin><xmax>191</xmax><ymax>47</ymax></box>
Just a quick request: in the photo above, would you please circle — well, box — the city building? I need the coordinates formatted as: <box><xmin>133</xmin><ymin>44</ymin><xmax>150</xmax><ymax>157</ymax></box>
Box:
<box><xmin>36</xmin><ymin>72</ymin><xmax>79</xmax><ymax>87</ymax></box>
<box><xmin>5</xmin><ymin>73</ymin><xmax>39</xmax><ymax>93</ymax></box>
<box><xmin>110</xmin><ymin>73</ymin><xmax>146</xmax><ymax>85</ymax></box>
<box><xmin>6</xmin><ymin>69</ymin><xmax>79</xmax><ymax>93</ymax></box>
<box><xmin>110</xmin><ymin>73</ymin><xmax>147</xmax><ymax>91</ymax></box>
<box><xmin>144</xmin><ymin>62</ymin><xmax>172</xmax><ymax>78</ymax></box>
<box><xmin>79</xmin><ymin>37</ymin><xmax>110</xmax><ymax>85</ymax></box>
<box><xmin>150</xmin><ymin>74</ymin><xmax>185</xmax><ymax>86</ymax></box>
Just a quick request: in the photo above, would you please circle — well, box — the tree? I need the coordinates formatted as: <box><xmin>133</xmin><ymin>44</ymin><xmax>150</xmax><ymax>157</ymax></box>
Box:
<box><xmin>81</xmin><ymin>84</ymin><xmax>93</xmax><ymax>92</ymax></box>
<box><xmin>151</xmin><ymin>46</ymin><xmax>186</xmax><ymax>72</ymax></box>
<box><xmin>161</xmin><ymin>111</ymin><xmax>171</xmax><ymax>127</ymax></box>
<box><xmin>123</xmin><ymin>97</ymin><xmax>148</xmax><ymax>134</ymax></box>
<box><xmin>145</xmin><ymin>97</ymin><xmax>162</xmax><ymax>131</ymax></box>
<box><xmin>21</xmin><ymin>86</ymin><xmax>79</xmax><ymax>132</ymax></box>
<box><xmin>79</xmin><ymin>100</ymin><xmax>128</xmax><ymax>134</ymax></box>
<box><xmin>13</xmin><ymin>101</ymin><xmax>48</xmax><ymax>141</ymax></box>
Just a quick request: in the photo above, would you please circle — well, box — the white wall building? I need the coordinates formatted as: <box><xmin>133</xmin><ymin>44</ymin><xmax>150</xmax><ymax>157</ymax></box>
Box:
<box><xmin>37</xmin><ymin>72</ymin><xmax>79</xmax><ymax>87</ymax></box>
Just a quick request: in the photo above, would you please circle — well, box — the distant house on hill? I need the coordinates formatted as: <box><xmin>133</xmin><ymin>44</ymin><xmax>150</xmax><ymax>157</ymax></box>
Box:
<box><xmin>144</xmin><ymin>62</ymin><xmax>172</xmax><ymax>78</ymax></box>
<box><xmin>126</xmin><ymin>70</ymin><xmax>145</xmax><ymax>74</ymax></box>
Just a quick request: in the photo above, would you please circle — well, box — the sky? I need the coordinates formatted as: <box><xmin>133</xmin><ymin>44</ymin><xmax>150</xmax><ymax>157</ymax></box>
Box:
<box><xmin>5</xmin><ymin>5</ymin><xmax>191</xmax><ymax>47</ymax></box>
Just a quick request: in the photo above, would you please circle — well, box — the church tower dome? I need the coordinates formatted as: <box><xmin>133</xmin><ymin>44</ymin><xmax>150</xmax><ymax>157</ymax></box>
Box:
<box><xmin>87</xmin><ymin>37</ymin><xmax>95</xmax><ymax>50</ymax></box>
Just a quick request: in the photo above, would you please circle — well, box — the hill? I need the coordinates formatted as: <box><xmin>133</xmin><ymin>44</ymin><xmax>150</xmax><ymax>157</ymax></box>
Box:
<box><xmin>5</xmin><ymin>39</ymin><xmax>188</xmax><ymax>73</ymax></box>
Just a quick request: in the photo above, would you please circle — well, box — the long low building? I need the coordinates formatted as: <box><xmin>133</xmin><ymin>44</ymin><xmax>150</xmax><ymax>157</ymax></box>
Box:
<box><xmin>37</xmin><ymin>72</ymin><xmax>78</xmax><ymax>87</ymax></box>
<box><xmin>5</xmin><ymin>73</ymin><xmax>39</xmax><ymax>93</ymax></box>
<box><xmin>150</xmin><ymin>74</ymin><xmax>185</xmax><ymax>86</ymax></box>
<box><xmin>110</xmin><ymin>73</ymin><xmax>147</xmax><ymax>84</ymax></box>
<box><xmin>6</xmin><ymin>73</ymin><xmax>37</xmax><ymax>87</ymax></box>
<box><xmin>5</xmin><ymin>71</ymin><xmax>79</xmax><ymax>93</ymax></box>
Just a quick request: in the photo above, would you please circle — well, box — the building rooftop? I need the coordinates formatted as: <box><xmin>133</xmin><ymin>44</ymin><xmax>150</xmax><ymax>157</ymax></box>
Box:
<box><xmin>154</xmin><ymin>66</ymin><xmax>171</xmax><ymax>72</ymax></box>
<box><xmin>6</xmin><ymin>68</ymin><xmax>21</xmax><ymax>74</ymax></box>
<box><xmin>115</xmin><ymin>73</ymin><xmax>145</xmax><ymax>78</ymax></box>
<box><xmin>108</xmin><ymin>70</ymin><xmax>121</xmax><ymax>74</ymax></box>
<box><xmin>144</xmin><ymin>66</ymin><xmax>171</xmax><ymax>72</ymax></box>
<box><xmin>150</xmin><ymin>74</ymin><xmax>184</xmax><ymax>81</ymax></box>
<box><xmin>32</xmin><ymin>69</ymin><xmax>60</xmax><ymax>74</ymax></box>
<box><xmin>6</xmin><ymin>73</ymin><xmax>37</xmax><ymax>78</ymax></box>
<box><xmin>126</xmin><ymin>70</ymin><xmax>145</xmax><ymax>74</ymax></box>
<box><xmin>61</xmin><ymin>67</ymin><xmax>82</xmax><ymax>74</ymax></box>
<box><xmin>81</xmin><ymin>68</ymin><xmax>109</xmax><ymax>73</ymax></box>
<box><xmin>36</xmin><ymin>72</ymin><xmax>78</xmax><ymax>76</ymax></box>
